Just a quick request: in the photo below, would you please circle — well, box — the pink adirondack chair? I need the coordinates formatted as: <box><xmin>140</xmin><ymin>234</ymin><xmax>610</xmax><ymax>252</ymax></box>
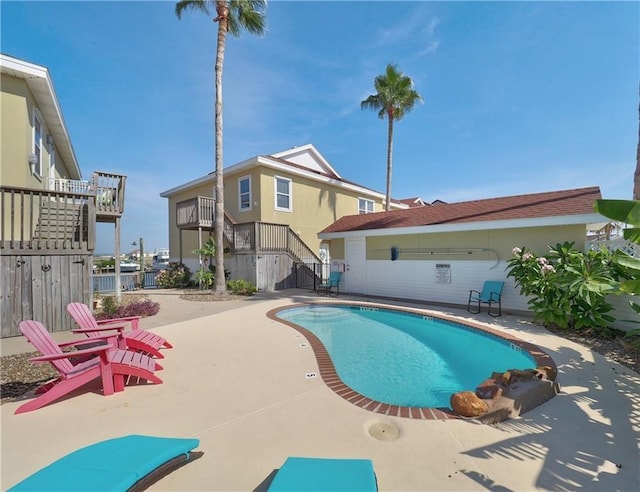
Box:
<box><xmin>67</xmin><ymin>302</ymin><xmax>172</xmax><ymax>359</ymax></box>
<box><xmin>16</xmin><ymin>320</ymin><xmax>162</xmax><ymax>415</ymax></box>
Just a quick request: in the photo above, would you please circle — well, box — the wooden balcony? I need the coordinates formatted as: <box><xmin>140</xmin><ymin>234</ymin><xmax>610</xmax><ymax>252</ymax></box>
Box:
<box><xmin>176</xmin><ymin>196</ymin><xmax>215</xmax><ymax>229</ymax></box>
<box><xmin>48</xmin><ymin>171</ymin><xmax>126</xmax><ymax>223</ymax></box>
<box><xmin>1</xmin><ymin>171</ymin><xmax>127</xmax><ymax>253</ymax></box>
<box><xmin>175</xmin><ymin>196</ymin><xmax>322</xmax><ymax>264</ymax></box>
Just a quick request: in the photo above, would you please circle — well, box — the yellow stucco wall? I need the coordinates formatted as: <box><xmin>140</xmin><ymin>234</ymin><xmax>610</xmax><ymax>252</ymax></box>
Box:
<box><xmin>166</xmin><ymin>181</ymin><xmax>212</xmax><ymax>262</ymax></box>
<box><xmin>166</xmin><ymin>164</ymin><xmax>386</xmax><ymax>262</ymax></box>
<box><xmin>224</xmin><ymin>168</ymin><xmax>262</xmax><ymax>223</ymax></box>
<box><xmin>363</xmin><ymin>225</ymin><xmax>586</xmax><ymax>261</ymax></box>
<box><xmin>1</xmin><ymin>73</ymin><xmax>81</xmax><ymax>243</ymax></box>
<box><xmin>257</xmin><ymin>167</ymin><xmax>384</xmax><ymax>252</ymax></box>
<box><xmin>1</xmin><ymin>74</ymin><xmax>36</xmax><ymax>188</ymax></box>
<box><xmin>1</xmin><ymin>73</ymin><xmax>74</xmax><ymax>188</ymax></box>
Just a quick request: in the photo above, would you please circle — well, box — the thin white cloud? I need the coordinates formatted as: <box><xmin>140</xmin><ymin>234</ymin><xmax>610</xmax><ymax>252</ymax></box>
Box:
<box><xmin>372</xmin><ymin>5</ymin><xmax>440</xmax><ymax>57</ymax></box>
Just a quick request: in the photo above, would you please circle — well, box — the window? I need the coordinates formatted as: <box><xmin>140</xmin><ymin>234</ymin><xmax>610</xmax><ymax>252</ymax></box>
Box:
<box><xmin>358</xmin><ymin>198</ymin><xmax>374</xmax><ymax>214</ymax></box>
<box><xmin>32</xmin><ymin>112</ymin><xmax>43</xmax><ymax>177</ymax></box>
<box><xmin>238</xmin><ymin>176</ymin><xmax>251</xmax><ymax>211</ymax></box>
<box><xmin>274</xmin><ymin>176</ymin><xmax>292</xmax><ymax>211</ymax></box>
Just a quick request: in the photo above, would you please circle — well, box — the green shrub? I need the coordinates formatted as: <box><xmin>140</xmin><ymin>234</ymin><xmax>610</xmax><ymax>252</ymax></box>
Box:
<box><xmin>155</xmin><ymin>262</ymin><xmax>191</xmax><ymax>288</ymax></box>
<box><xmin>195</xmin><ymin>269</ymin><xmax>214</xmax><ymax>290</ymax></box>
<box><xmin>507</xmin><ymin>242</ymin><xmax>618</xmax><ymax>330</ymax></box>
<box><xmin>100</xmin><ymin>296</ymin><xmax>118</xmax><ymax>316</ymax></box>
<box><xmin>595</xmin><ymin>199</ymin><xmax>640</xmax><ymax>337</ymax></box>
<box><xmin>227</xmin><ymin>279</ymin><xmax>257</xmax><ymax>295</ymax></box>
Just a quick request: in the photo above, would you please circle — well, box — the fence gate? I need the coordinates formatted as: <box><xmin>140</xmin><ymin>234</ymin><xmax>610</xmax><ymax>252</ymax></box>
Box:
<box><xmin>1</xmin><ymin>253</ymin><xmax>92</xmax><ymax>337</ymax></box>
<box><xmin>295</xmin><ymin>262</ymin><xmax>321</xmax><ymax>290</ymax></box>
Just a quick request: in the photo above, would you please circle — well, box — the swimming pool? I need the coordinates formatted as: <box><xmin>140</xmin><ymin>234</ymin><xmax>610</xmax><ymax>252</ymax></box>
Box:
<box><xmin>271</xmin><ymin>303</ymin><xmax>554</xmax><ymax>416</ymax></box>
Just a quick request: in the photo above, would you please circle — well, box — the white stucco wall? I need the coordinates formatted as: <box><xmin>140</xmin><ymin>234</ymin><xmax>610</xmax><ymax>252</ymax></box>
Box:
<box><xmin>335</xmin><ymin>258</ymin><xmax>526</xmax><ymax>310</ymax></box>
<box><xmin>332</xmin><ymin>257</ymin><xmax>638</xmax><ymax>331</ymax></box>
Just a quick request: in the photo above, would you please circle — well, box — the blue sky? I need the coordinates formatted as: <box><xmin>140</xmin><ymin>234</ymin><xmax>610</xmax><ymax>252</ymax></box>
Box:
<box><xmin>2</xmin><ymin>1</ymin><xmax>638</xmax><ymax>255</ymax></box>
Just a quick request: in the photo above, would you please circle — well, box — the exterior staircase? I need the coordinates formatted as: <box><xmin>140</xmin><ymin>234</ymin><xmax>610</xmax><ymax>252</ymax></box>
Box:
<box><xmin>33</xmin><ymin>197</ymin><xmax>90</xmax><ymax>244</ymax></box>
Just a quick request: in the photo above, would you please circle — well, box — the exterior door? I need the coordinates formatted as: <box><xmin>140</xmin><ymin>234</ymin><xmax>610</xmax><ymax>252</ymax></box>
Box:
<box><xmin>345</xmin><ymin>238</ymin><xmax>366</xmax><ymax>294</ymax></box>
<box><xmin>1</xmin><ymin>253</ymin><xmax>91</xmax><ymax>337</ymax></box>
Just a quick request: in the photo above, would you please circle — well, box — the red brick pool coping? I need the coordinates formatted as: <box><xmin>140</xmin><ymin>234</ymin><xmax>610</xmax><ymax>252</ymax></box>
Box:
<box><xmin>267</xmin><ymin>301</ymin><xmax>557</xmax><ymax>420</ymax></box>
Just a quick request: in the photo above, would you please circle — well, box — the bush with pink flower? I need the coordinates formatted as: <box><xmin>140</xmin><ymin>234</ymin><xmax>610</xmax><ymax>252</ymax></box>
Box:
<box><xmin>507</xmin><ymin>241</ymin><xmax>624</xmax><ymax>330</ymax></box>
<box><xmin>155</xmin><ymin>262</ymin><xmax>192</xmax><ymax>289</ymax></box>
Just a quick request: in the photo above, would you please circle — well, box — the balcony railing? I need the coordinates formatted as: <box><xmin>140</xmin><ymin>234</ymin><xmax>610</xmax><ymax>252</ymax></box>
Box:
<box><xmin>48</xmin><ymin>177</ymin><xmax>91</xmax><ymax>194</ymax></box>
<box><xmin>176</xmin><ymin>196</ymin><xmax>215</xmax><ymax>228</ymax></box>
<box><xmin>47</xmin><ymin>171</ymin><xmax>126</xmax><ymax>221</ymax></box>
<box><xmin>1</xmin><ymin>185</ymin><xmax>95</xmax><ymax>253</ymax></box>
<box><xmin>175</xmin><ymin>195</ymin><xmax>323</xmax><ymax>265</ymax></box>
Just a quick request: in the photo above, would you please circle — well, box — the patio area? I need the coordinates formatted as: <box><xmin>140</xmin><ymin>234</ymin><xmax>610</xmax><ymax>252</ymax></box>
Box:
<box><xmin>2</xmin><ymin>289</ymin><xmax>639</xmax><ymax>491</ymax></box>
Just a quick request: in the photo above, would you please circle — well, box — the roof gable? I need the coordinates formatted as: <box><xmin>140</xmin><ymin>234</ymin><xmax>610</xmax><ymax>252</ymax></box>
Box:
<box><xmin>161</xmin><ymin>145</ymin><xmax>408</xmax><ymax>210</ymax></box>
<box><xmin>270</xmin><ymin>144</ymin><xmax>341</xmax><ymax>179</ymax></box>
<box><xmin>399</xmin><ymin>197</ymin><xmax>426</xmax><ymax>207</ymax></box>
<box><xmin>320</xmin><ymin>187</ymin><xmax>603</xmax><ymax>234</ymax></box>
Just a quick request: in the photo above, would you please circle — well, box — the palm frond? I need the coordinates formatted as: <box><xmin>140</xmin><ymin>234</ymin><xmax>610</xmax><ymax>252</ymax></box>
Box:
<box><xmin>361</xmin><ymin>63</ymin><xmax>423</xmax><ymax>122</ymax></box>
<box><xmin>228</xmin><ymin>0</ymin><xmax>267</xmax><ymax>37</ymax></box>
<box><xmin>175</xmin><ymin>0</ymin><xmax>211</xmax><ymax>19</ymax></box>
<box><xmin>175</xmin><ymin>0</ymin><xmax>267</xmax><ymax>37</ymax></box>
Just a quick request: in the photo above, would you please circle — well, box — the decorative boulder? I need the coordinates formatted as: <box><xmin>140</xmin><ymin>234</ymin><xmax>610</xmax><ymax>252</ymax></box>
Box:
<box><xmin>450</xmin><ymin>391</ymin><xmax>488</xmax><ymax>417</ymax></box>
<box><xmin>500</xmin><ymin>369</ymin><xmax>537</xmax><ymax>386</ymax></box>
<box><xmin>475</xmin><ymin>377</ymin><xmax>503</xmax><ymax>400</ymax></box>
<box><xmin>535</xmin><ymin>365</ymin><xmax>557</xmax><ymax>381</ymax></box>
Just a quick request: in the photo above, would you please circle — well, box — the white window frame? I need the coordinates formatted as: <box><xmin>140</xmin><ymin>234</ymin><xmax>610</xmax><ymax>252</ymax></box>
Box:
<box><xmin>358</xmin><ymin>198</ymin><xmax>374</xmax><ymax>214</ymax></box>
<box><xmin>238</xmin><ymin>175</ymin><xmax>252</xmax><ymax>211</ymax></box>
<box><xmin>32</xmin><ymin>110</ymin><xmax>43</xmax><ymax>178</ymax></box>
<box><xmin>274</xmin><ymin>176</ymin><xmax>292</xmax><ymax>212</ymax></box>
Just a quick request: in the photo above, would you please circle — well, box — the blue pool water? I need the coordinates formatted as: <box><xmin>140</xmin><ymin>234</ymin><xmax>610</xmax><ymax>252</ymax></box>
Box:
<box><xmin>277</xmin><ymin>305</ymin><xmax>536</xmax><ymax>408</ymax></box>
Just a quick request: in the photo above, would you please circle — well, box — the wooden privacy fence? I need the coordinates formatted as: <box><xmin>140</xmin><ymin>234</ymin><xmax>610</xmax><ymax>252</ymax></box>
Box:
<box><xmin>1</xmin><ymin>185</ymin><xmax>94</xmax><ymax>337</ymax></box>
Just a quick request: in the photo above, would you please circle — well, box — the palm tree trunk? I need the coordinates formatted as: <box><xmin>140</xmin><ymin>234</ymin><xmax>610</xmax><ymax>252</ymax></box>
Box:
<box><xmin>634</xmin><ymin>93</ymin><xmax>640</xmax><ymax>200</ymax></box>
<box><xmin>385</xmin><ymin>116</ymin><xmax>394</xmax><ymax>211</ymax></box>
<box><xmin>213</xmin><ymin>0</ymin><xmax>228</xmax><ymax>294</ymax></box>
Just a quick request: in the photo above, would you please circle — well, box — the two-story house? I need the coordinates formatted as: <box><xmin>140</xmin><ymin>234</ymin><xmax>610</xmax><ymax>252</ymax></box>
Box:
<box><xmin>1</xmin><ymin>53</ymin><xmax>127</xmax><ymax>336</ymax></box>
<box><xmin>160</xmin><ymin>144</ymin><xmax>408</xmax><ymax>291</ymax></box>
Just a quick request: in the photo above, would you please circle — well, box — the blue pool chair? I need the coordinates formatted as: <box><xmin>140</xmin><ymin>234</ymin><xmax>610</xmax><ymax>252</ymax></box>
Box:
<box><xmin>8</xmin><ymin>435</ymin><xmax>203</xmax><ymax>492</ymax></box>
<box><xmin>268</xmin><ymin>457</ymin><xmax>377</xmax><ymax>491</ymax></box>
<box><xmin>317</xmin><ymin>271</ymin><xmax>341</xmax><ymax>297</ymax></box>
<box><xmin>467</xmin><ymin>281</ymin><xmax>504</xmax><ymax>317</ymax></box>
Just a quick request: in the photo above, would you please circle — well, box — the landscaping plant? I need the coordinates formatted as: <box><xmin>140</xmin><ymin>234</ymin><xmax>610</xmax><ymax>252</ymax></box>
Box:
<box><xmin>95</xmin><ymin>297</ymin><xmax>160</xmax><ymax>321</ymax></box>
<box><xmin>507</xmin><ymin>242</ymin><xmax>619</xmax><ymax>329</ymax></box>
<box><xmin>155</xmin><ymin>262</ymin><xmax>192</xmax><ymax>288</ymax></box>
<box><xmin>594</xmin><ymin>199</ymin><xmax>640</xmax><ymax>339</ymax></box>
<box><xmin>226</xmin><ymin>279</ymin><xmax>257</xmax><ymax>295</ymax></box>
<box><xmin>193</xmin><ymin>237</ymin><xmax>216</xmax><ymax>290</ymax></box>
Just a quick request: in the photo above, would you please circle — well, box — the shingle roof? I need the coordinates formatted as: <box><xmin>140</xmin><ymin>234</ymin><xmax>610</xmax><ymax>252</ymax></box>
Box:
<box><xmin>399</xmin><ymin>197</ymin><xmax>426</xmax><ymax>207</ymax></box>
<box><xmin>320</xmin><ymin>186</ymin><xmax>602</xmax><ymax>233</ymax></box>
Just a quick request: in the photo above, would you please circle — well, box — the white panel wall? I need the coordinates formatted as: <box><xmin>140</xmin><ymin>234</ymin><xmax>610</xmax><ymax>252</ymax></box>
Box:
<box><xmin>608</xmin><ymin>295</ymin><xmax>640</xmax><ymax>333</ymax></box>
<box><xmin>358</xmin><ymin>259</ymin><xmax>528</xmax><ymax>312</ymax></box>
<box><xmin>334</xmin><ymin>257</ymin><xmax>637</xmax><ymax>331</ymax></box>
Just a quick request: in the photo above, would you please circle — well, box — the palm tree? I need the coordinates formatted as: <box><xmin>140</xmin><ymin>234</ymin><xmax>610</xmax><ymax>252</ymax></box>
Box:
<box><xmin>175</xmin><ymin>0</ymin><xmax>267</xmax><ymax>294</ymax></box>
<box><xmin>634</xmin><ymin>87</ymin><xmax>639</xmax><ymax>200</ymax></box>
<box><xmin>361</xmin><ymin>64</ymin><xmax>422</xmax><ymax>211</ymax></box>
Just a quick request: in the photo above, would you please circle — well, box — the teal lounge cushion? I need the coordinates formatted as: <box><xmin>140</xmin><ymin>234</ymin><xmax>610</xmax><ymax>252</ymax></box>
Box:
<box><xmin>268</xmin><ymin>457</ymin><xmax>377</xmax><ymax>492</ymax></box>
<box><xmin>9</xmin><ymin>435</ymin><xmax>201</xmax><ymax>492</ymax></box>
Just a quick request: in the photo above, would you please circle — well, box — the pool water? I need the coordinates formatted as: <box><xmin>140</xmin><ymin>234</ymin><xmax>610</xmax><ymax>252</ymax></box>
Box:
<box><xmin>277</xmin><ymin>305</ymin><xmax>536</xmax><ymax>408</ymax></box>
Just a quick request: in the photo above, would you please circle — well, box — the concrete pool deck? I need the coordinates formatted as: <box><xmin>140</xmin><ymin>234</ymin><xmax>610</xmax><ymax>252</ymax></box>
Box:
<box><xmin>1</xmin><ymin>289</ymin><xmax>639</xmax><ymax>491</ymax></box>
